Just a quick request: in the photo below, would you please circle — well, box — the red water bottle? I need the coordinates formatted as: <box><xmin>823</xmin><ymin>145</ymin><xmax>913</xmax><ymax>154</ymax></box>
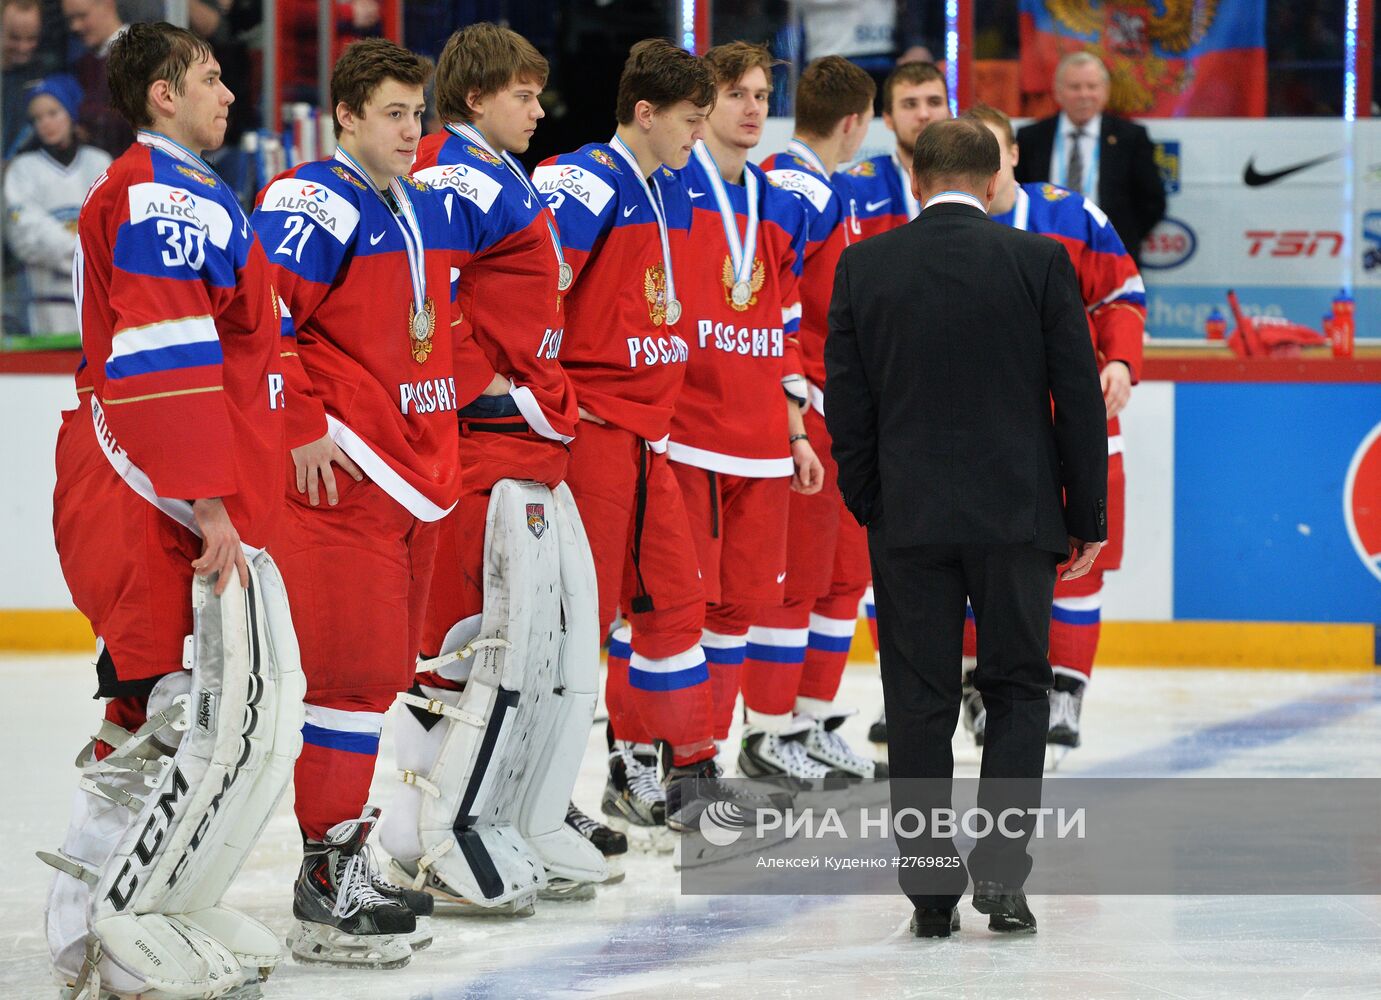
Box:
<box><xmin>1331</xmin><ymin>289</ymin><xmax>1355</xmax><ymax>358</ymax></box>
<box><xmin>1205</xmin><ymin>307</ymin><xmax>1226</xmax><ymax>342</ymax></box>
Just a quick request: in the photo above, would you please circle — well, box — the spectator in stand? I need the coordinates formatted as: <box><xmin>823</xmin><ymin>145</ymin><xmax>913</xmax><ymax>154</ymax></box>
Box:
<box><xmin>1014</xmin><ymin>52</ymin><xmax>1165</xmax><ymax>266</ymax></box>
<box><xmin>3</xmin><ymin>0</ymin><xmax>56</xmax><ymax>157</ymax></box>
<box><xmin>61</xmin><ymin>0</ymin><xmax>132</xmax><ymax>156</ymax></box>
<box><xmin>3</xmin><ymin>75</ymin><xmax>111</xmax><ymax>335</ymax></box>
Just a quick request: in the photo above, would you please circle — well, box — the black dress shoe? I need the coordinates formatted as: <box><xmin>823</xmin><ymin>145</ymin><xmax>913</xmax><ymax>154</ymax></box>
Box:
<box><xmin>971</xmin><ymin>881</ymin><xmax>1037</xmax><ymax>933</ymax></box>
<box><xmin>909</xmin><ymin>906</ymin><xmax>961</xmax><ymax>938</ymax></box>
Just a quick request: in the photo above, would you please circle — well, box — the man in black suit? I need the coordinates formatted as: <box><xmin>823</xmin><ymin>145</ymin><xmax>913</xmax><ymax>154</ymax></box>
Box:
<box><xmin>824</xmin><ymin>118</ymin><xmax>1107</xmax><ymax>939</ymax></box>
<box><xmin>1015</xmin><ymin>52</ymin><xmax>1165</xmax><ymax>267</ymax></box>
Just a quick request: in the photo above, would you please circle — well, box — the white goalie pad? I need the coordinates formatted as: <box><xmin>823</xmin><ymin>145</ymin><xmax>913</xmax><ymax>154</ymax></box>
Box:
<box><xmin>515</xmin><ymin>483</ymin><xmax>606</xmax><ymax>883</ymax></box>
<box><xmin>41</xmin><ymin>551</ymin><xmax>305</xmax><ymax>999</ymax></box>
<box><xmin>384</xmin><ymin>480</ymin><xmax>605</xmax><ymax>909</ymax></box>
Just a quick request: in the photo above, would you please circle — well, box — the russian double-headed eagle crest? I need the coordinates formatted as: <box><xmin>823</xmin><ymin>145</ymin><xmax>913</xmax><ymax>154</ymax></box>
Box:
<box><xmin>1047</xmin><ymin>0</ymin><xmax>1218</xmax><ymax>113</ymax></box>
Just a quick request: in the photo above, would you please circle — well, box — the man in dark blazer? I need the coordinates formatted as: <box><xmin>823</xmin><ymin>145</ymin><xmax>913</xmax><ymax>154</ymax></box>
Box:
<box><xmin>1015</xmin><ymin>52</ymin><xmax>1165</xmax><ymax>267</ymax></box>
<box><xmin>824</xmin><ymin>118</ymin><xmax>1108</xmax><ymax>939</ymax></box>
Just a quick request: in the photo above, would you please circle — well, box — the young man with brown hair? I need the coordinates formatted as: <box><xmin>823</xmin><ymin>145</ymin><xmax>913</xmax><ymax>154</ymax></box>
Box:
<box><xmin>534</xmin><ymin>40</ymin><xmax>759</xmax><ymax>840</ymax></box>
<box><xmin>745</xmin><ymin>55</ymin><xmax>886</xmax><ymax>782</ymax></box>
<box><xmin>253</xmin><ymin>37</ymin><xmax>487</xmax><ymax>968</ymax></box>
<box><xmin>377</xmin><ymin>21</ymin><xmax>619</xmax><ymax>913</ymax></box>
<box><xmin>846</xmin><ymin>61</ymin><xmax>951</xmax><ymax>237</ymax></box>
<box><xmin>46</xmin><ymin>21</ymin><xmax>295</xmax><ymax>997</ymax></box>
<box><xmin>670</xmin><ymin>40</ymin><xmax>828</xmax><ymax>785</ymax></box>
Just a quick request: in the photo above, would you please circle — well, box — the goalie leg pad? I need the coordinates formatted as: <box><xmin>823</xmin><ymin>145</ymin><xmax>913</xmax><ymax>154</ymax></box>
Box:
<box><xmin>383</xmin><ymin>480</ymin><xmax>615</xmax><ymax>911</ymax></box>
<box><xmin>516</xmin><ymin>482</ymin><xmax>607</xmax><ymax>883</ymax></box>
<box><xmin>45</xmin><ymin>553</ymin><xmax>304</xmax><ymax>997</ymax></box>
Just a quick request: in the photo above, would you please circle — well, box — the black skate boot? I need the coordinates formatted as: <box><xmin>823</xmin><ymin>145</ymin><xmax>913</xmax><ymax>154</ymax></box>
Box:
<box><xmin>738</xmin><ymin>726</ymin><xmax>849</xmax><ymax>791</ymax></box>
<box><xmin>288</xmin><ymin>809</ymin><xmax>416</xmax><ymax>969</ymax></box>
<box><xmin>566</xmin><ymin>801</ymin><xmax>628</xmax><ymax>884</ymax></box>
<box><xmin>355</xmin><ymin>806</ymin><xmax>433</xmax><ymax>950</ymax></box>
<box><xmin>868</xmin><ymin>708</ymin><xmax>888</xmax><ymax>744</ymax></box>
<box><xmin>601</xmin><ymin>742</ymin><xmax>672</xmax><ymax>853</ymax></box>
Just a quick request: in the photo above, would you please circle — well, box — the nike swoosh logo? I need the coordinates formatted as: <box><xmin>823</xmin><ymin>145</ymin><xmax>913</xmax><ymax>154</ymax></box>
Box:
<box><xmin>240</xmin><ymin>216</ymin><xmax>249</xmax><ymax>239</ymax></box>
<box><xmin>370</xmin><ymin>231</ymin><xmax>385</xmax><ymax>245</ymax></box>
<box><xmin>1242</xmin><ymin>152</ymin><xmax>1341</xmax><ymax>187</ymax></box>
<box><xmin>776</xmin><ymin>572</ymin><xmax>787</xmax><ymax>583</ymax></box>
<box><xmin>524</xmin><ymin>193</ymin><xmax>532</xmax><ymax>208</ymax></box>
<box><xmin>623</xmin><ymin>205</ymin><xmax>637</xmax><ymax>218</ymax></box>
<box><xmin>688</xmin><ymin>189</ymin><xmax>706</xmax><ymax>198</ymax></box>
<box><xmin>866</xmin><ymin>199</ymin><xmax>891</xmax><ymax>211</ymax></box>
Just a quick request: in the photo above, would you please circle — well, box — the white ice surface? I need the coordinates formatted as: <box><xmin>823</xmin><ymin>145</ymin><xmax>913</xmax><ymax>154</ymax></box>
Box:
<box><xmin>4</xmin><ymin>656</ymin><xmax>1379</xmax><ymax>999</ymax></box>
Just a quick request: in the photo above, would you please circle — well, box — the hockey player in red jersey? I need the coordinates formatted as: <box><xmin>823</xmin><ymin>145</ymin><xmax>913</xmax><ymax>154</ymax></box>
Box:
<box><xmin>843</xmin><ymin>61</ymin><xmax>950</xmax><ymax>746</ymax></box>
<box><xmin>845</xmin><ymin>62</ymin><xmax>950</xmax><ymax>240</ymax></box>
<box><xmin>536</xmin><ymin>41</ymin><xmax>769</xmax><ymax>840</ymax></box>
<box><xmin>377</xmin><ymin>22</ymin><xmax>621</xmax><ymax>911</ymax></box>
<box><xmin>46</xmin><ymin>23</ymin><xmax>297</xmax><ymax>997</ymax></box>
<box><xmin>965</xmin><ymin>104</ymin><xmax>1145</xmax><ymax>764</ymax></box>
<box><xmin>253</xmin><ymin>40</ymin><xmax>485</xmax><ymax>968</ymax></box>
<box><xmin>671</xmin><ymin>41</ymin><xmax>825</xmax><ymax>785</ymax></box>
<box><xmin>746</xmin><ymin>57</ymin><xmax>888</xmax><ymax>782</ymax></box>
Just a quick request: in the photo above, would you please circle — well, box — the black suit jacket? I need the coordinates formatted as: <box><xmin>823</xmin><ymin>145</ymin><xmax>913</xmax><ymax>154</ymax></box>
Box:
<box><xmin>1015</xmin><ymin>114</ymin><xmax>1166</xmax><ymax>265</ymax></box>
<box><xmin>824</xmin><ymin>202</ymin><xmax>1108</xmax><ymax>556</ymax></box>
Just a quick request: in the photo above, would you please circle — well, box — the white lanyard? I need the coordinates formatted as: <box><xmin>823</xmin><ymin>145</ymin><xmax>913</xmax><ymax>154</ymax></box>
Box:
<box><xmin>1053</xmin><ymin>123</ymin><xmax>1099</xmax><ymax>197</ymax></box>
<box><xmin>334</xmin><ymin>146</ymin><xmax>428</xmax><ymax>332</ymax></box>
<box><xmin>446</xmin><ymin>122</ymin><xmax>571</xmax><ymax>290</ymax></box>
<box><xmin>693</xmin><ymin>140</ymin><xmax>759</xmax><ymax>306</ymax></box>
<box><xmin>786</xmin><ymin>138</ymin><xmax>827</xmax><ymax>178</ymax></box>
<box><xmin>610</xmin><ymin>135</ymin><xmax>679</xmax><ymax>323</ymax></box>
<box><xmin>136</xmin><ymin>129</ymin><xmax>215</xmax><ymax>171</ymax></box>
<box><xmin>1012</xmin><ymin>186</ymin><xmax>1031</xmax><ymax>231</ymax></box>
<box><xmin>892</xmin><ymin>150</ymin><xmax>920</xmax><ymax>221</ymax></box>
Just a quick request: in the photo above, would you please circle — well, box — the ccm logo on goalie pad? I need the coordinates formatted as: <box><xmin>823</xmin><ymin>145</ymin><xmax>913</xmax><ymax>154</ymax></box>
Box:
<box><xmin>106</xmin><ymin>585</ymin><xmax>267</xmax><ymax>911</ymax></box>
<box><xmin>527</xmin><ymin>503</ymin><xmax>547</xmax><ymax>539</ymax></box>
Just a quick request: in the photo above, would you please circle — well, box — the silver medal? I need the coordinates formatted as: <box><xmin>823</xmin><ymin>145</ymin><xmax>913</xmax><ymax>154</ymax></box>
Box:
<box><xmin>558</xmin><ymin>261</ymin><xmax>573</xmax><ymax>291</ymax></box>
<box><xmin>666</xmin><ymin>299</ymin><xmax>682</xmax><ymax>325</ymax></box>
<box><xmin>412</xmin><ymin>311</ymin><xmax>431</xmax><ymax>340</ymax></box>
<box><xmin>731</xmin><ymin>280</ymin><xmax>752</xmax><ymax>307</ymax></box>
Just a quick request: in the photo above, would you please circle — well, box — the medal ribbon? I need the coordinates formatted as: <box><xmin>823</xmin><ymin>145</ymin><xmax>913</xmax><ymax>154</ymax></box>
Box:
<box><xmin>693</xmin><ymin>140</ymin><xmax>759</xmax><ymax>293</ymax></box>
<box><xmin>892</xmin><ymin>150</ymin><xmax>920</xmax><ymax>221</ymax></box>
<box><xmin>609</xmin><ymin>135</ymin><xmax>678</xmax><ymax>313</ymax></box>
<box><xmin>334</xmin><ymin>146</ymin><xmax>427</xmax><ymax>321</ymax></box>
<box><xmin>137</xmin><ymin>129</ymin><xmax>217</xmax><ymax>172</ymax></box>
<box><xmin>786</xmin><ymin>138</ymin><xmax>828</xmax><ymax>178</ymax></box>
<box><xmin>446</xmin><ymin>122</ymin><xmax>568</xmax><ymax>285</ymax></box>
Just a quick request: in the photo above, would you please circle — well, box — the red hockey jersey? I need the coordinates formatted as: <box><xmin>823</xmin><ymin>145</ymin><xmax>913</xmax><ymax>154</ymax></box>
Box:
<box><xmin>69</xmin><ymin>130</ymin><xmax>285</xmax><ymax>547</ymax></box>
<box><xmin>413</xmin><ymin>124</ymin><xmax>578</xmax><ymax>443</ymax></box>
<box><xmin>253</xmin><ymin>149</ymin><xmax>481</xmax><ymax>521</ymax></box>
<box><xmin>760</xmin><ymin>140</ymin><xmax>854</xmax><ymax>399</ymax></box>
<box><xmin>532</xmin><ymin>139</ymin><xmax>694</xmax><ymax>449</ymax></box>
<box><xmin>670</xmin><ymin>144</ymin><xmax>806</xmax><ymax>476</ymax></box>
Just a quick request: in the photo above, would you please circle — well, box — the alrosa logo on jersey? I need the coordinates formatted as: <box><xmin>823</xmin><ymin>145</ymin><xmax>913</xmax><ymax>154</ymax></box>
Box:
<box><xmin>414</xmin><ymin>162</ymin><xmax>502</xmax><ymax>214</ymax></box>
<box><xmin>1344</xmin><ymin>420</ymin><xmax>1381</xmax><ymax>584</ymax></box>
<box><xmin>128</xmin><ymin>182</ymin><xmax>234</xmax><ymax>249</ymax></box>
<box><xmin>696</xmin><ymin>320</ymin><xmax>784</xmax><ymax>358</ymax></box>
<box><xmin>260</xmin><ymin>176</ymin><xmax>360</xmax><ymax>244</ymax></box>
<box><xmin>532</xmin><ymin>164</ymin><xmax>616</xmax><ymax>216</ymax></box>
<box><xmin>765</xmin><ymin>168</ymin><xmax>833</xmax><ymax>213</ymax></box>
<box><xmin>398</xmin><ymin>376</ymin><xmax>460</xmax><ymax>416</ymax></box>
<box><xmin>626</xmin><ymin>333</ymin><xmax>689</xmax><ymax>369</ymax></box>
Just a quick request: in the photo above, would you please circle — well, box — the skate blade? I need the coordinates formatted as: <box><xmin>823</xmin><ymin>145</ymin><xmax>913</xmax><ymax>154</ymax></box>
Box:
<box><xmin>429</xmin><ymin>891</ymin><xmax>537</xmax><ymax>917</ymax></box>
<box><xmin>537</xmin><ymin>878</ymin><xmax>597</xmax><ymax>902</ymax></box>
<box><xmin>287</xmin><ymin>922</ymin><xmax>412</xmax><ymax>970</ymax></box>
<box><xmin>407</xmin><ymin>917</ymin><xmax>433</xmax><ymax>951</ymax></box>
<box><xmin>602</xmin><ymin>812</ymin><xmax>676</xmax><ymax>854</ymax></box>
<box><xmin>1045</xmin><ymin>745</ymin><xmax>1072</xmax><ymax>772</ymax></box>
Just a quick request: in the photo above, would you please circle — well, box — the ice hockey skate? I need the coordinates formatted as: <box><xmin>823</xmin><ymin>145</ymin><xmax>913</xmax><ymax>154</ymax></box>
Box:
<box><xmin>601</xmin><ymin>744</ymin><xmax>674</xmax><ymax>853</ymax></box>
<box><xmin>961</xmin><ymin>669</ymin><xmax>987</xmax><ymax>749</ymax></box>
<box><xmin>1045</xmin><ymin>674</ymin><xmax>1086</xmax><ymax>771</ymax></box>
<box><xmin>566</xmin><ymin>802</ymin><xmax>628</xmax><ymax>883</ymax></box>
<box><xmin>288</xmin><ymin>810</ymin><xmax>416</xmax><ymax>970</ymax></box>
<box><xmin>867</xmin><ymin>707</ymin><xmax>888</xmax><ymax>744</ymax></box>
<box><xmin>664</xmin><ymin>749</ymin><xmax>794</xmax><ymax>869</ymax></box>
<box><xmin>802</xmin><ymin>710</ymin><xmax>889</xmax><ymax>781</ymax></box>
<box><xmin>738</xmin><ymin>723</ymin><xmax>849</xmax><ymax>792</ymax></box>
